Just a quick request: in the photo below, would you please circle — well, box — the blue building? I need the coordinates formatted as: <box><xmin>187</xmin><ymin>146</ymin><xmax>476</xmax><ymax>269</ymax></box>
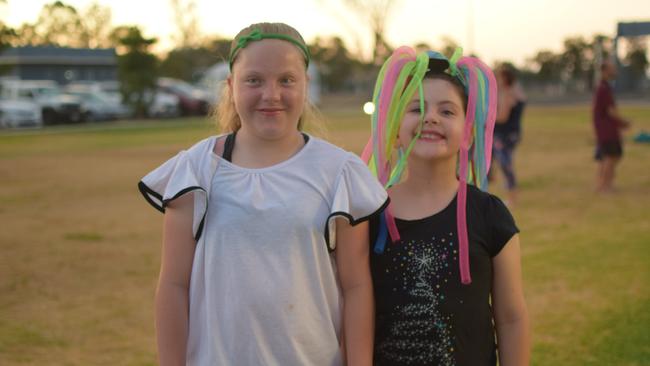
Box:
<box><xmin>0</xmin><ymin>46</ymin><xmax>118</xmax><ymax>85</ymax></box>
<box><xmin>613</xmin><ymin>21</ymin><xmax>650</xmax><ymax>93</ymax></box>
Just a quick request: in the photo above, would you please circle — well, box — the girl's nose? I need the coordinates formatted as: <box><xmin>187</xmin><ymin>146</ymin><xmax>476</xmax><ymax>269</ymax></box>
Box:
<box><xmin>262</xmin><ymin>83</ymin><xmax>281</xmax><ymax>101</ymax></box>
<box><xmin>423</xmin><ymin>111</ymin><xmax>439</xmax><ymax>125</ymax></box>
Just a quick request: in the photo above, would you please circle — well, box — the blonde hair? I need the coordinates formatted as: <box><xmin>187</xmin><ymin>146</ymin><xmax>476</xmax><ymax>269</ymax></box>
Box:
<box><xmin>215</xmin><ymin>22</ymin><xmax>324</xmax><ymax>135</ymax></box>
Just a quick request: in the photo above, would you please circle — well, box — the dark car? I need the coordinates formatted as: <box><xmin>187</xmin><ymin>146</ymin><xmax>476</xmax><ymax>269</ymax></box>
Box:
<box><xmin>157</xmin><ymin>77</ymin><xmax>212</xmax><ymax>116</ymax></box>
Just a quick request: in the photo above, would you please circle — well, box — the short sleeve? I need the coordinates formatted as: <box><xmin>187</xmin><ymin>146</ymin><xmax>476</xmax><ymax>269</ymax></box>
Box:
<box><xmin>138</xmin><ymin>150</ymin><xmax>208</xmax><ymax>240</ymax></box>
<box><xmin>325</xmin><ymin>154</ymin><xmax>389</xmax><ymax>250</ymax></box>
<box><xmin>485</xmin><ymin>194</ymin><xmax>519</xmax><ymax>257</ymax></box>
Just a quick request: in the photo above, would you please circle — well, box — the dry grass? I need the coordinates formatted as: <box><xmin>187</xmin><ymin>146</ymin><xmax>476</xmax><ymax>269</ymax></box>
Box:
<box><xmin>0</xmin><ymin>103</ymin><xmax>648</xmax><ymax>365</ymax></box>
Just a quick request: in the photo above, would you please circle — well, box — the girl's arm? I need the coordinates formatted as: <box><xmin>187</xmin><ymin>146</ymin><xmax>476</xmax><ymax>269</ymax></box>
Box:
<box><xmin>492</xmin><ymin>234</ymin><xmax>530</xmax><ymax>366</ymax></box>
<box><xmin>335</xmin><ymin>218</ymin><xmax>374</xmax><ymax>366</ymax></box>
<box><xmin>496</xmin><ymin>88</ymin><xmax>516</xmax><ymax>123</ymax></box>
<box><xmin>156</xmin><ymin>193</ymin><xmax>196</xmax><ymax>366</ymax></box>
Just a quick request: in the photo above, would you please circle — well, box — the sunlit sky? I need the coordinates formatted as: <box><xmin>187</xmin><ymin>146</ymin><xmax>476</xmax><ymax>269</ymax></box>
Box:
<box><xmin>2</xmin><ymin>0</ymin><xmax>649</xmax><ymax>66</ymax></box>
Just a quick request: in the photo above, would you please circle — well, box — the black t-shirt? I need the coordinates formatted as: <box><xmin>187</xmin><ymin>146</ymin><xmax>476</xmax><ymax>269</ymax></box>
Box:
<box><xmin>494</xmin><ymin>101</ymin><xmax>525</xmax><ymax>137</ymax></box>
<box><xmin>370</xmin><ymin>185</ymin><xmax>519</xmax><ymax>366</ymax></box>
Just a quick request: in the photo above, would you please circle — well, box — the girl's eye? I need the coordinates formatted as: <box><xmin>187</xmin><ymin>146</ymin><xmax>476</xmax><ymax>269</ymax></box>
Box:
<box><xmin>281</xmin><ymin>77</ymin><xmax>295</xmax><ymax>85</ymax></box>
<box><xmin>409</xmin><ymin>107</ymin><xmax>421</xmax><ymax>113</ymax></box>
<box><xmin>442</xmin><ymin>109</ymin><xmax>455</xmax><ymax>116</ymax></box>
<box><xmin>245</xmin><ymin>78</ymin><xmax>261</xmax><ymax>85</ymax></box>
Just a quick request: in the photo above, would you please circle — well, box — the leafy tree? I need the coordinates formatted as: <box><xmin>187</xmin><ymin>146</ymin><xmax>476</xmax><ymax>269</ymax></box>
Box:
<box><xmin>79</xmin><ymin>2</ymin><xmax>113</xmax><ymax>48</ymax></box>
<box><xmin>158</xmin><ymin>37</ymin><xmax>230</xmax><ymax>82</ymax></box>
<box><xmin>530</xmin><ymin>50</ymin><xmax>562</xmax><ymax>84</ymax></box>
<box><xmin>317</xmin><ymin>0</ymin><xmax>399</xmax><ymax>64</ymax></box>
<box><xmin>12</xmin><ymin>23</ymin><xmax>43</xmax><ymax>46</ymax></box>
<box><xmin>0</xmin><ymin>23</ymin><xmax>16</xmax><ymax>49</ymax></box>
<box><xmin>113</xmin><ymin>26</ymin><xmax>159</xmax><ymax>117</ymax></box>
<box><xmin>32</xmin><ymin>1</ymin><xmax>85</xmax><ymax>47</ymax></box>
<box><xmin>439</xmin><ymin>36</ymin><xmax>459</xmax><ymax>59</ymax></box>
<box><xmin>204</xmin><ymin>37</ymin><xmax>232</xmax><ymax>62</ymax></box>
<box><xmin>310</xmin><ymin>36</ymin><xmax>360</xmax><ymax>92</ymax></box>
<box><xmin>0</xmin><ymin>0</ymin><xmax>15</xmax><ymax>75</ymax></box>
<box><xmin>625</xmin><ymin>37</ymin><xmax>648</xmax><ymax>76</ymax></box>
<box><xmin>0</xmin><ymin>23</ymin><xmax>16</xmax><ymax>75</ymax></box>
<box><xmin>414</xmin><ymin>42</ymin><xmax>433</xmax><ymax>53</ymax></box>
<box><xmin>560</xmin><ymin>36</ymin><xmax>590</xmax><ymax>89</ymax></box>
<box><xmin>590</xmin><ymin>34</ymin><xmax>611</xmax><ymax>61</ymax></box>
<box><xmin>585</xmin><ymin>34</ymin><xmax>611</xmax><ymax>90</ymax></box>
<box><xmin>170</xmin><ymin>0</ymin><xmax>200</xmax><ymax>48</ymax></box>
<box><xmin>343</xmin><ymin>0</ymin><xmax>399</xmax><ymax>64</ymax></box>
<box><xmin>7</xmin><ymin>1</ymin><xmax>113</xmax><ymax>48</ymax></box>
<box><xmin>624</xmin><ymin>36</ymin><xmax>649</xmax><ymax>91</ymax></box>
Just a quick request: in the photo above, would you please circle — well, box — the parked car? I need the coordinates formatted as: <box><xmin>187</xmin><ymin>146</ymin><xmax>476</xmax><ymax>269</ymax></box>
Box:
<box><xmin>0</xmin><ymin>80</ymin><xmax>83</xmax><ymax>125</ymax></box>
<box><xmin>64</xmin><ymin>86</ymin><xmax>131</xmax><ymax>121</ymax></box>
<box><xmin>197</xmin><ymin>62</ymin><xmax>229</xmax><ymax>106</ymax></box>
<box><xmin>157</xmin><ymin>77</ymin><xmax>211</xmax><ymax>116</ymax></box>
<box><xmin>147</xmin><ymin>91</ymin><xmax>181</xmax><ymax>118</ymax></box>
<box><xmin>81</xmin><ymin>81</ymin><xmax>180</xmax><ymax>118</ymax></box>
<box><xmin>0</xmin><ymin>99</ymin><xmax>42</xmax><ymax>128</ymax></box>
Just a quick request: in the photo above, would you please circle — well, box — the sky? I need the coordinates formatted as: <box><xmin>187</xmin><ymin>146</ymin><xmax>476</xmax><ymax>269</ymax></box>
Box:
<box><xmin>2</xmin><ymin>0</ymin><xmax>649</xmax><ymax>66</ymax></box>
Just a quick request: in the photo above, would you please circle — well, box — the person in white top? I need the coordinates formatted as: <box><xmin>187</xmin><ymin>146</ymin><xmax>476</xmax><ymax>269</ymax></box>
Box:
<box><xmin>138</xmin><ymin>22</ymin><xmax>388</xmax><ymax>366</ymax></box>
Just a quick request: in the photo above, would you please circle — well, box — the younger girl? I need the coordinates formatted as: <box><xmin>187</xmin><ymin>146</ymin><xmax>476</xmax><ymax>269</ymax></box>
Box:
<box><xmin>363</xmin><ymin>47</ymin><xmax>530</xmax><ymax>366</ymax></box>
<box><xmin>138</xmin><ymin>22</ymin><xmax>387</xmax><ymax>366</ymax></box>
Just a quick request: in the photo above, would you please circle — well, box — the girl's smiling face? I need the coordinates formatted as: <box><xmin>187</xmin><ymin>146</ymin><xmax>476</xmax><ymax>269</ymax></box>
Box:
<box><xmin>229</xmin><ymin>39</ymin><xmax>308</xmax><ymax>141</ymax></box>
<box><xmin>398</xmin><ymin>77</ymin><xmax>466</xmax><ymax>161</ymax></box>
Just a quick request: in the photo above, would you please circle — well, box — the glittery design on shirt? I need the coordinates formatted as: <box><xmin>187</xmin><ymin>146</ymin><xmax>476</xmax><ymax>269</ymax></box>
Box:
<box><xmin>377</xmin><ymin>233</ymin><xmax>456</xmax><ymax>365</ymax></box>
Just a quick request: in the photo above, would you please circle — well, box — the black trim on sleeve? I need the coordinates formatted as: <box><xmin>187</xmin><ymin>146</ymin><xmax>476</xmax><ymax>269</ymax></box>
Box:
<box><xmin>162</xmin><ymin>186</ymin><xmax>207</xmax><ymax>241</ymax></box>
<box><xmin>137</xmin><ymin>182</ymin><xmax>207</xmax><ymax>242</ymax></box>
<box><xmin>138</xmin><ymin>181</ymin><xmax>165</xmax><ymax>213</ymax></box>
<box><xmin>161</xmin><ymin>186</ymin><xmax>205</xmax><ymax>209</ymax></box>
<box><xmin>194</xmin><ymin>215</ymin><xmax>206</xmax><ymax>242</ymax></box>
<box><xmin>323</xmin><ymin>197</ymin><xmax>390</xmax><ymax>252</ymax></box>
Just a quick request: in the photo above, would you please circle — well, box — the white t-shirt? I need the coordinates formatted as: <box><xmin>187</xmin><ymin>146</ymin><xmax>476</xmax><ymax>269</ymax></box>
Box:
<box><xmin>139</xmin><ymin>135</ymin><xmax>388</xmax><ymax>365</ymax></box>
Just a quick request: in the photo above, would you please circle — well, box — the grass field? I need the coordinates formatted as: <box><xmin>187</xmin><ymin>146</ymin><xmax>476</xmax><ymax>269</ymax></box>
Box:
<box><xmin>1</xmin><ymin>102</ymin><xmax>649</xmax><ymax>365</ymax></box>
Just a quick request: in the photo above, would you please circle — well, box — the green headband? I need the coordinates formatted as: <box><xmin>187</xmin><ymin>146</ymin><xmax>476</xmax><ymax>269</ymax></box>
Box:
<box><xmin>228</xmin><ymin>28</ymin><xmax>311</xmax><ymax>70</ymax></box>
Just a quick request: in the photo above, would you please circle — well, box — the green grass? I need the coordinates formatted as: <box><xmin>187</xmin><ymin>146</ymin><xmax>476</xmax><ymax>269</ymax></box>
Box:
<box><xmin>0</xmin><ymin>102</ymin><xmax>649</xmax><ymax>365</ymax></box>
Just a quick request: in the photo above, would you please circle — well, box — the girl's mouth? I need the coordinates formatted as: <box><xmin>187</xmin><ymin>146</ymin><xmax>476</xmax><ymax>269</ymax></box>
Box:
<box><xmin>419</xmin><ymin>131</ymin><xmax>445</xmax><ymax>141</ymax></box>
<box><xmin>258</xmin><ymin>108</ymin><xmax>284</xmax><ymax>116</ymax></box>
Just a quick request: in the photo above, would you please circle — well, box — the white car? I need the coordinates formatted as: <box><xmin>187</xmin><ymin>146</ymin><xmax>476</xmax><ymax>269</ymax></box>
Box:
<box><xmin>148</xmin><ymin>91</ymin><xmax>181</xmax><ymax>118</ymax></box>
<box><xmin>74</xmin><ymin>81</ymin><xmax>180</xmax><ymax>118</ymax></box>
<box><xmin>64</xmin><ymin>89</ymin><xmax>131</xmax><ymax>121</ymax></box>
<box><xmin>0</xmin><ymin>99</ymin><xmax>42</xmax><ymax>128</ymax></box>
<box><xmin>0</xmin><ymin>80</ymin><xmax>83</xmax><ymax>125</ymax></box>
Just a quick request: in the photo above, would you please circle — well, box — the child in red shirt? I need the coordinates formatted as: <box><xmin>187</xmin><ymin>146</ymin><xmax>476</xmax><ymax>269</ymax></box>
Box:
<box><xmin>592</xmin><ymin>59</ymin><xmax>631</xmax><ymax>193</ymax></box>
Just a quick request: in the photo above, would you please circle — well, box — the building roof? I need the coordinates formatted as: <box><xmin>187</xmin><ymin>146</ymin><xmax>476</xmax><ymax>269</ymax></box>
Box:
<box><xmin>617</xmin><ymin>21</ymin><xmax>650</xmax><ymax>38</ymax></box>
<box><xmin>0</xmin><ymin>46</ymin><xmax>117</xmax><ymax>66</ymax></box>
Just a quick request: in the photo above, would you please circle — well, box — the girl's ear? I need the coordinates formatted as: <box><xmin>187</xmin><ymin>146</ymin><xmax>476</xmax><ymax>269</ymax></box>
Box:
<box><xmin>227</xmin><ymin>75</ymin><xmax>233</xmax><ymax>93</ymax></box>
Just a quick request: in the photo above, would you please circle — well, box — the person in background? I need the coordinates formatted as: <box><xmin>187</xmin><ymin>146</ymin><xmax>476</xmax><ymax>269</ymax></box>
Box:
<box><xmin>592</xmin><ymin>59</ymin><xmax>631</xmax><ymax>193</ymax></box>
<box><xmin>493</xmin><ymin>65</ymin><xmax>526</xmax><ymax>207</ymax></box>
